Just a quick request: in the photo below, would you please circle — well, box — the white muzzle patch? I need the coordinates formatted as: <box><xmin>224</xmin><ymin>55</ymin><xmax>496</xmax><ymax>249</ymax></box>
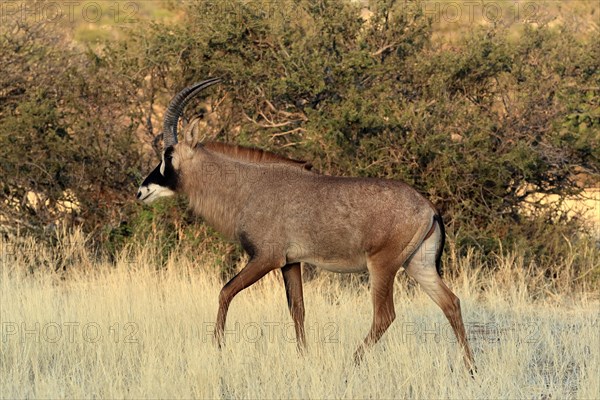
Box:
<box><xmin>137</xmin><ymin>183</ymin><xmax>175</xmax><ymax>204</ymax></box>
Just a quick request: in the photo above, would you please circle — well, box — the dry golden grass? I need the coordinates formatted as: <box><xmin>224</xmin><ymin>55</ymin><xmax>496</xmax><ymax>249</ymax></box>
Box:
<box><xmin>1</xmin><ymin>231</ymin><xmax>598</xmax><ymax>399</ymax></box>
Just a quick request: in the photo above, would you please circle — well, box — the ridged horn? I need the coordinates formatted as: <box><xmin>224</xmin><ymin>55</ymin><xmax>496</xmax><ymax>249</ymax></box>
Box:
<box><xmin>162</xmin><ymin>77</ymin><xmax>221</xmax><ymax>150</ymax></box>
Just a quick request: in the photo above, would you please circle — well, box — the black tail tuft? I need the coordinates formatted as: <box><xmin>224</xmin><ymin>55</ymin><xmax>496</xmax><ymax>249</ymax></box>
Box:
<box><xmin>433</xmin><ymin>213</ymin><xmax>446</xmax><ymax>277</ymax></box>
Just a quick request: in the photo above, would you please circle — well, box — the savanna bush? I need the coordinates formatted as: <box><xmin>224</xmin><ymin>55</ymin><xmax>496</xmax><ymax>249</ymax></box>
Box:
<box><xmin>0</xmin><ymin>17</ymin><xmax>142</xmax><ymax>236</ymax></box>
<box><xmin>1</xmin><ymin>0</ymin><xmax>598</xmax><ymax>276</ymax></box>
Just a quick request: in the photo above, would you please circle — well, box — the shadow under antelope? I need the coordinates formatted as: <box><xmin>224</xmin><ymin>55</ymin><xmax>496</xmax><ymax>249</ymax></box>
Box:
<box><xmin>137</xmin><ymin>79</ymin><xmax>475</xmax><ymax>373</ymax></box>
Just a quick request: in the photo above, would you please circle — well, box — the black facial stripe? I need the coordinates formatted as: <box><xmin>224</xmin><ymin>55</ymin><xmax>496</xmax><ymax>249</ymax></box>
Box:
<box><xmin>164</xmin><ymin>146</ymin><xmax>175</xmax><ymax>161</ymax></box>
<box><xmin>141</xmin><ymin>149</ymin><xmax>178</xmax><ymax>191</ymax></box>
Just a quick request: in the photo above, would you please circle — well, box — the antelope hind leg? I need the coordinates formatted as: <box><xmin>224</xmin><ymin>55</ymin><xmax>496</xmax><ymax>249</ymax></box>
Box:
<box><xmin>281</xmin><ymin>263</ymin><xmax>306</xmax><ymax>351</ymax></box>
<box><xmin>353</xmin><ymin>266</ymin><xmax>397</xmax><ymax>365</ymax></box>
<box><xmin>405</xmin><ymin>237</ymin><xmax>476</xmax><ymax>374</ymax></box>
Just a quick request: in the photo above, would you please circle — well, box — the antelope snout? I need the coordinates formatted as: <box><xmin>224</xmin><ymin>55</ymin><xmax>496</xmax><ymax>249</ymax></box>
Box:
<box><xmin>137</xmin><ymin>186</ymin><xmax>151</xmax><ymax>202</ymax></box>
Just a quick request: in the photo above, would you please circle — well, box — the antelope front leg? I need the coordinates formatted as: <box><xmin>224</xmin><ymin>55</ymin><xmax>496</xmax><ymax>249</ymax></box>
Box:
<box><xmin>215</xmin><ymin>257</ymin><xmax>281</xmax><ymax>346</ymax></box>
<box><xmin>281</xmin><ymin>263</ymin><xmax>306</xmax><ymax>351</ymax></box>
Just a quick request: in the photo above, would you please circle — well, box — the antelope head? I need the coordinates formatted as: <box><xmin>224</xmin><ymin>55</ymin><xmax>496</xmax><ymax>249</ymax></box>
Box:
<box><xmin>137</xmin><ymin>78</ymin><xmax>221</xmax><ymax>203</ymax></box>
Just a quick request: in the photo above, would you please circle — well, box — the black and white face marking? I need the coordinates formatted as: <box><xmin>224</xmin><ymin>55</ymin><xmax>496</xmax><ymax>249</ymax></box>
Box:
<box><xmin>137</xmin><ymin>147</ymin><xmax>178</xmax><ymax>203</ymax></box>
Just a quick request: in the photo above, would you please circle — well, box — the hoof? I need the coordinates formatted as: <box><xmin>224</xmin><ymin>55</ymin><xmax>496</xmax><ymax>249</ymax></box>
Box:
<box><xmin>353</xmin><ymin>348</ymin><xmax>365</xmax><ymax>366</ymax></box>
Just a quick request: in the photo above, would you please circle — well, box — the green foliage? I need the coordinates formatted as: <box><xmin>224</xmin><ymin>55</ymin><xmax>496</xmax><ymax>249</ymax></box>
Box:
<box><xmin>0</xmin><ymin>19</ymin><xmax>142</xmax><ymax>234</ymax></box>
<box><xmin>1</xmin><ymin>0</ymin><xmax>598</xmax><ymax>274</ymax></box>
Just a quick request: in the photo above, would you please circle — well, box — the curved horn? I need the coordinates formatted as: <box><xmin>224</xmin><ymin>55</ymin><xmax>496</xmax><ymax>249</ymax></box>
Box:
<box><xmin>162</xmin><ymin>77</ymin><xmax>221</xmax><ymax>150</ymax></box>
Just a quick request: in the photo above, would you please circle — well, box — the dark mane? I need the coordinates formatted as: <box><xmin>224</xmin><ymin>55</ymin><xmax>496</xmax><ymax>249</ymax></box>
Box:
<box><xmin>201</xmin><ymin>142</ymin><xmax>313</xmax><ymax>171</ymax></box>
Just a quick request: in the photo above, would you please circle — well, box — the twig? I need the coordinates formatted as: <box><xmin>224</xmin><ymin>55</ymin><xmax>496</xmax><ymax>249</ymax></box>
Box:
<box><xmin>371</xmin><ymin>43</ymin><xmax>397</xmax><ymax>57</ymax></box>
<box><xmin>270</xmin><ymin>127</ymin><xmax>306</xmax><ymax>139</ymax></box>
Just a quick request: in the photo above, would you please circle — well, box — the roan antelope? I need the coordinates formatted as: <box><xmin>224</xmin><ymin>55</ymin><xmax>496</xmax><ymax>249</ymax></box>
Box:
<box><xmin>137</xmin><ymin>79</ymin><xmax>475</xmax><ymax>373</ymax></box>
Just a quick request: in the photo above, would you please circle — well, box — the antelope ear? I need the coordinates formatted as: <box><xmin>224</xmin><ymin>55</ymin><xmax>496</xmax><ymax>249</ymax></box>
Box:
<box><xmin>183</xmin><ymin>115</ymin><xmax>205</xmax><ymax>147</ymax></box>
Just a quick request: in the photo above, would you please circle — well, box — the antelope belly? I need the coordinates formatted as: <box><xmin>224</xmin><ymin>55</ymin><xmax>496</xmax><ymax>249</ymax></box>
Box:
<box><xmin>315</xmin><ymin>261</ymin><xmax>368</xmax><ymax>273</ymax></box>
<box><xmin>303</xmin><ymin>256</ymin><xmax>368</xmax><ymax>273</ymax></box>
